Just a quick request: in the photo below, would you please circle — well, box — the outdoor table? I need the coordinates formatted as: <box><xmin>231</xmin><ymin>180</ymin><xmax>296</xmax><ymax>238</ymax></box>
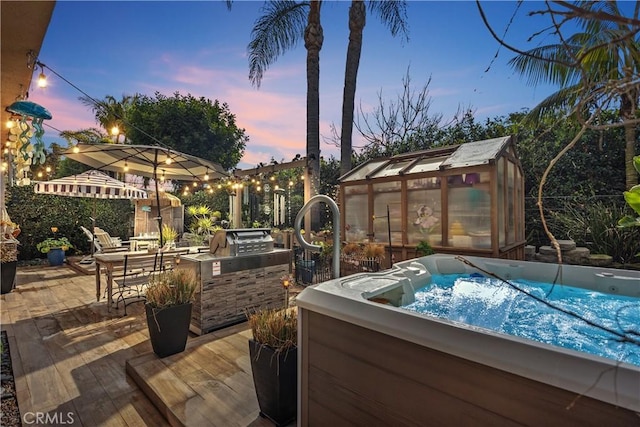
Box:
<box><xmin>94</xmin><ymin>247</ymin><xmax>190</xmax><ymax>312</ymax></box>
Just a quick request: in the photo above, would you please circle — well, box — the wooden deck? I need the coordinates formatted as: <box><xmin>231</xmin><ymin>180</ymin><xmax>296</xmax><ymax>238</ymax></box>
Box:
<box><xmin>1</xmin><ymin>262</ymin><xmax>278</xmax><ymax>427</ymax></box>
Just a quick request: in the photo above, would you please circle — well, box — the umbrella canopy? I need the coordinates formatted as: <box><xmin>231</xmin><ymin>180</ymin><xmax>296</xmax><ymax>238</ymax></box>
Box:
<box><xmin>63</xmin><ymin>143</ymin><xmax>228</xmax><ymax>245</ymax></box>
<box><xmin>34</xmin><ymin>169</ymin><xmax>148</xmax><ymax>199</ymax></box>
<box><xmin>62</xmin><ymin>143</ymin><xmax>228</xmax><ymax>182</ymax></box>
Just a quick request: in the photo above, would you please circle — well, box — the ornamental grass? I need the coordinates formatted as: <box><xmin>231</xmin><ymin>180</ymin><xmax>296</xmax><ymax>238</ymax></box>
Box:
<box><xmin>247</xmin><ymin>307</ymin><xmax>297</xmax><ymax>353</ymax></box>
<box><xmin>146</xmin><ymin>269</ymin><xmax>197</xmax><ymax>309</ymax></box>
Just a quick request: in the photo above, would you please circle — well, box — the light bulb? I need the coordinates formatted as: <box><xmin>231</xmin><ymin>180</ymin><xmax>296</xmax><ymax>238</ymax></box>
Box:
<box><xmin>37</xmin><ymin>71</ymin><xmax>47</xmax><ymax>88</ymax></box>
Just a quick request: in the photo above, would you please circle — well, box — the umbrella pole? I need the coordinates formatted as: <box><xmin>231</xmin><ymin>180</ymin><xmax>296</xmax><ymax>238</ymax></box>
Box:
<box><xmin>91</xmin><ymin>216</ymin><xmax>96</xmax><ymax>257</ymax></box>
<box><xmin>153</xmin><ymin>161</ymin><xmax>164</xmax><ymax>247</ymax></box>
<box><xmin>91</xmin><ymin>197</ymin><xmax>97</xmax><ymax>257</ymax></box>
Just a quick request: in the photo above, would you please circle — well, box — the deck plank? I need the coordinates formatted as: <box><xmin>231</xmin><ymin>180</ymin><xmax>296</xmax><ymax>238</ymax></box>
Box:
<box><xmin>3</xmin><ymin>263</ymin><xmax>284</xmax><ymax>427</ymax></box>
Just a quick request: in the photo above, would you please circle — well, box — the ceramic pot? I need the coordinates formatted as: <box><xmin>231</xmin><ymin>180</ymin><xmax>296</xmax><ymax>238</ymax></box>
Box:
<box><xmin>47</xmin><ymin>248</ymin><xmax>65</xmax><ymax>266</ymax></box>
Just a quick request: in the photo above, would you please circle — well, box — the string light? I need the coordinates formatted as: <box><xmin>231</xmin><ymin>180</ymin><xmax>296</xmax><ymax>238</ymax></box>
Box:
<box><xmin>37</xmin><ymin>65</ymin><xmax>47</xmax><ymax>88</ymax></box>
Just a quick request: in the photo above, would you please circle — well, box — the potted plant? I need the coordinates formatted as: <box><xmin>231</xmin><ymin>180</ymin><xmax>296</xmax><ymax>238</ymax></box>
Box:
<box><xmin>161</xmin><ymin>224</ymin><xmax>178</xmax><ymax>249</ymax></box>
<box><xmin>145</xmin><ymin>268</ymin><xmax>197</xmax><ymax>358</ymax></box>
<box><xmin>36</xmin><ymin>237</ymin><xmax>73</xmax><ymax>266</ymax></box>
<box><xmin>362</xmin><ymin>242</ymin><xmax>385</xmax><ymax>271</ymax></box>
<box><xmin>247</xmin><ymin>304</ymin><xmax>297</xmax><ymax>427</ymax></box>
<box><xmin>416</xmin><ymin>240</ymin><xmax>435</xmax><ymax>257</ymax></box>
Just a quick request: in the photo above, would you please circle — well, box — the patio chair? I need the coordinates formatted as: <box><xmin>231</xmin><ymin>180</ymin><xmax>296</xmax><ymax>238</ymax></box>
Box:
<box><xmin>94</xmin><ymin>228</ymin><xmax>130</xmax><ymax>252</ymax></box>
<box><xmin>112</xmin><ymin>251</ymin><xmax>182</xmax><ymax>315</ymax></box>
<box><xmin>113</xmin><ymin>252</ymin><xmax>159</xmax><ymax>315</ymax></box>
<box><xmin>79</xmin><ymin>226</ymin><xmax>102</xmax><ymax>263</ymax></box>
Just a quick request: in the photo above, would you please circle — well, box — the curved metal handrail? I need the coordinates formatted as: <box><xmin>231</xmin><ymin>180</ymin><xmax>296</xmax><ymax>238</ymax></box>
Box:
<box><xmin>294</xmin><ymin>195</ymin><xmax>340</xmax><ymax>279</ymax></box>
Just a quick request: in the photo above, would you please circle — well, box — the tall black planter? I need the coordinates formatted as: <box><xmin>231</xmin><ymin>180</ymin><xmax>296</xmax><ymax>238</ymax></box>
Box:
<box><xmin>249</xmin><ymin>339</ymin><xmax>297</xmax><ymax>426</ymax></box>
<box><xmin>145</xmin><ymin>303</ymin><xmax>192</xmax><ymax>358</ymax></box>
<box><xmin>1</xmin><ymin>261</ymin><xmax>17</xmax><ymax>294</ymax></box>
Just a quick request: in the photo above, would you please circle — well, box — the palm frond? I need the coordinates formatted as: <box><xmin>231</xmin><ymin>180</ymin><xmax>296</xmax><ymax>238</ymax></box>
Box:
<box><xmin>248</xmin><ymin>0</ymin><xmax>310</xmax><ymax>88</ymax></box>
<box><xmin>368</xmin><ymin>0</ymin><xmax>409</xmax><ymax>41</ymax></box>
<box><xmin>523</xmin><ymin>85</ymin><xmax>581</xmax><ymax>125</ymax></box>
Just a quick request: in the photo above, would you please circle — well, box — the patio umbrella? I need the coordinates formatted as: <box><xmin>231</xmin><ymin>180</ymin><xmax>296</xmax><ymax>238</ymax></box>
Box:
<box><xmin>34</xmin><ymin>169</ymin><xmax>149</xmax><ymax>259</ymax></box>
<box><xmin>63</xmin><ymin>143</ymin><xmax>228</xmax><ymax>245</ymax></box>
<box><xmin>34</xmin><ymin>169</ymin><xmax>148</xmax><ymax>200</ymax></box>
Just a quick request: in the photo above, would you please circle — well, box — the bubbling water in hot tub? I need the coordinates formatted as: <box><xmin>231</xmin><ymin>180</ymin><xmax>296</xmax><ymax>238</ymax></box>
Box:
<box><xmin>402</xmin><ymin>272</ymin><xmax>640</xmax><ymax>366</ymax></box>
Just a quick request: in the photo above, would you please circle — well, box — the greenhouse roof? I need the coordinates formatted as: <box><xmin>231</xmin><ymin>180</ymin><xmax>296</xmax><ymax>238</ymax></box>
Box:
<box><xmin>340</xmin><ymin>136</ymin><xmax>513</xmax><ymax>182</ymax></box>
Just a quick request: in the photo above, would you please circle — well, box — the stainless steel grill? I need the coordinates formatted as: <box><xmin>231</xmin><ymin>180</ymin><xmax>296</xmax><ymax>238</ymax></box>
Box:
<box><xmin>208</xmin><ymin>228</ymin><xmax>274</xmax><ymax>257</ymax></box>
<box><xmin>181</xmin><ymin>227</ymin><xmax>290</xmax><ymax>335</ymax></box>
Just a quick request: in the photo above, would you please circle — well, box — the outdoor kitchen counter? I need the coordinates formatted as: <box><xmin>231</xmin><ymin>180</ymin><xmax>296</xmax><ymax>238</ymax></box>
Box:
<box><xmin>178</xmin><ymin>248</ymin><xmax>292</xmax><ymax>335</ymax></box>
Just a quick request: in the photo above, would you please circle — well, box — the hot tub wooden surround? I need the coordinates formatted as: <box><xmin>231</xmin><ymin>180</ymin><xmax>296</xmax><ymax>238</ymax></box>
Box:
<box><xmin>299</xmin><ymin>310</ymin><xmax>639</xmax><ymax>426</ymax></box>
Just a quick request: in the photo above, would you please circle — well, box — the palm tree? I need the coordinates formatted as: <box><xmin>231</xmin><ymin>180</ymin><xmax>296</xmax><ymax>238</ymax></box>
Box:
<box><xmin>339</xmin><ymin>0</ymin><xmax>408</xmax><ymax>176</ymax></box>
<box><xmin>248</xmin><ymin>0</ymin><xmax>323</xmax><ymax>231</ymax></box>
<box><xmin>79</xmin><ymin>94</ymin><xmax>138</xmax><ymax>144</ymax></box>
<box><xmin>508</xmin><ymin>1</ymin><xmax>639</xmax><ymax>189</ymax></box>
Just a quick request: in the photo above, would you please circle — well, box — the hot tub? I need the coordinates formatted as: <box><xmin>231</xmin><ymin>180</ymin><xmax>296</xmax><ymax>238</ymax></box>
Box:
<box><xmin>296</xmin><ymin>254</ymin><xmax>640</xmax><ymax>426</ymax></box>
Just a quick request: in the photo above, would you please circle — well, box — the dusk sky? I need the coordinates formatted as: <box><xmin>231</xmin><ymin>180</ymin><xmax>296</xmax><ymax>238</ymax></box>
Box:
<box><xmin>29</xmin><ymin>1</ymin><xmax>558</xmax><ymax>170</ymax></box>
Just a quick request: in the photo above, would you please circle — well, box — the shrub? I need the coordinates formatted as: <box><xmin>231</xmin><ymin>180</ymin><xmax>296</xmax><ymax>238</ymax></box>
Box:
<box><xmin>551</xmin><ymin>199</ymin><xmax>640</xmax><ymax>264</ymax></box>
